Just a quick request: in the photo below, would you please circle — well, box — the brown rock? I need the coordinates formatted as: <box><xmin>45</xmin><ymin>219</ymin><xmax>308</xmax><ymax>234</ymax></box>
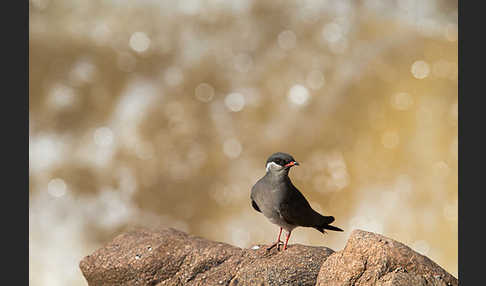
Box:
<box><xmin>79</xmin><ymin>227</ymin><xmax>334</xmax><ymax>286</ymax></box>
<box><xmin>80</xmin><ymin>228</ymin><xmax>458</xmax><ymax>286</ymax></box>
<box><xmin>316</xmin><ymin>229</ymin><xmax>458</xmax><ymax>286</ymax></box>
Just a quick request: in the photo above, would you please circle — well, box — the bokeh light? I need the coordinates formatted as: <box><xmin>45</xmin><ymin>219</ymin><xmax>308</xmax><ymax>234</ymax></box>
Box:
<box><xmin>411</xmin><ymin>60</ymin><xmax>431</xmax><ymax>79</ymax></box>
<box><xmin>129</xmin><ymin>32</ymin><xmax>151</xmax><ymax>53</ymax></box>
<box><xmin>288</xmin><ymin>84</ymin><xmax>310</xmax><ymax>106</ymax></box>
<box><xmin>224</xmin><ymin>92</ymin><xmax>246</xmax><ymax>112</ymax></box>
<box><xmin>195</xmin><ymin>83</ymin><xmax>215</xmax><ymax>103</ymax></box>
<box><xmin>47</xmin><ymin>178</ymin><xmax>67</xmax><ymax>198</ymax></box>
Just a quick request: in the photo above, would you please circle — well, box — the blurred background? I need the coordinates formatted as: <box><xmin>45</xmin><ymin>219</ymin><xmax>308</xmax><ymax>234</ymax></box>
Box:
<box><xmin>29</xmin><ymin>0</ymin><xmax>458</xmax><ymax>285</ymax></box>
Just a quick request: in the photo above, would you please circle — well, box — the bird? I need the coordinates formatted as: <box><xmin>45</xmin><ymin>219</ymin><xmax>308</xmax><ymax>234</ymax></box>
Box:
<box><xmin>250</xmin><ymin>152</ymin><xmax>343</xmax><ymax>251</ymax></box>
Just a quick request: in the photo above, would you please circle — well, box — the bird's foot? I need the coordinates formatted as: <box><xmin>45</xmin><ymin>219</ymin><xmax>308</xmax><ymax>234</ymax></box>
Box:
<box><xmin>266</xmin><ymin>241</ymin><xmax>284</xmax><ymax>251</ymax></box>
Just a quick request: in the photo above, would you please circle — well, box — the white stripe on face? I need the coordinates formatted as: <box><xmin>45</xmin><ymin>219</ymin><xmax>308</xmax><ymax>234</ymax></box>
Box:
<box><xmin>266</xmin><ymin>161</ymin><xmax>283</xmax><ymax>172</ymax></box>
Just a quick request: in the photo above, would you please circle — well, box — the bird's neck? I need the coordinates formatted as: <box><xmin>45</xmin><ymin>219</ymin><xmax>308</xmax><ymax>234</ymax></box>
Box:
<box><xmin>265</xmin><ymin>169</ymin><xmax>290</xmax><ymax>182</ymax></box>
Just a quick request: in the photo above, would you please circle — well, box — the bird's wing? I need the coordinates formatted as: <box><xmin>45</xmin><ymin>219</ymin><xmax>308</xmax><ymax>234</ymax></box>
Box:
<box><xmin>278</xmin><ymin>183</ymin><xmax>321</xmax><ymax>227</ymax></box>
<box><xmin>250</xmin><ymin>180</ymin><xmax>263</xmax><ymax>213</ymax></box>
<box><xmin>251</xmin><ymin>199</ymin><xmax>261</xmax><ymax>213</ymax></box>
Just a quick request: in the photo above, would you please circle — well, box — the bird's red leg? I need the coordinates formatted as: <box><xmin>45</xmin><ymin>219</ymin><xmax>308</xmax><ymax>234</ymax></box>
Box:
<box><xmin>276</xmin><ymin>227</ymin><xmax>283</xmax><ymax>250</ymax></box>
<box><xmin>283</xmin><ymin>231</ymin><xmax>291</xmax><ymax>250</ymax></box>
<box><xmin>266</xmin><ymin>227</ymin><xmax>283</xmax><ymax>251</ymax></box>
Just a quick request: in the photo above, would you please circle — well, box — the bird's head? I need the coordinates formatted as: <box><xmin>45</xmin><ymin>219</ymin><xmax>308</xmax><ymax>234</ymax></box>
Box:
<box><xmin>265</xmin><ymin>152</ymin><xmax>300</xmax><ymax>175</ymax></box>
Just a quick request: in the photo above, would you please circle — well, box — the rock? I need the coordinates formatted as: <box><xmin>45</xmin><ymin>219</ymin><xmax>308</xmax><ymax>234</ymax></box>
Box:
<box><xmin>80</xmin><ymin>228</ymin><xmax>457</xmax><ymax>286</ymax></box>
<box><xmin>79</xmin><ymin>227</ymin><xmax>334</xmax><ymax>286</ymax></box>
<box><xmin>316</xmin><ymin>230</ymin><xmax>457</xmax><ymax>286</ymax></box>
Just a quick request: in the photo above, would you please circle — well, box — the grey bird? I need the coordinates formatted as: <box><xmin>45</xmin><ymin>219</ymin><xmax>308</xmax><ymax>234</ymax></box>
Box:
<box><xmin>250</xmin><ymin>152</ymin><xmax>343</xmax><ymax>251</ymax></box>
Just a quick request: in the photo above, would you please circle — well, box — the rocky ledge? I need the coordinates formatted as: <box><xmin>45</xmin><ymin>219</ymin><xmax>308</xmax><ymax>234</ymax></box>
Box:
<box><xmin>79</xmin><ymin>228</ymin><xmax>457</xmax><ymax>286</ymax></box>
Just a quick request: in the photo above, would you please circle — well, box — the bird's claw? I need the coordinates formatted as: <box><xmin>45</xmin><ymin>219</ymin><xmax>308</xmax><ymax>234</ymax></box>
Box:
<box><xmin>266</xmin><ymin>241</ymin><xmax>284</xmax><ymax>251</ymax></box>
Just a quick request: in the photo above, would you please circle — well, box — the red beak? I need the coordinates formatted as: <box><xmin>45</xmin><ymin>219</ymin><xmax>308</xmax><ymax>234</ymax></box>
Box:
<box><xmin>284</xmin><ymin>161</ymin><xmax>299</xmax><ymax>168</ymax></box>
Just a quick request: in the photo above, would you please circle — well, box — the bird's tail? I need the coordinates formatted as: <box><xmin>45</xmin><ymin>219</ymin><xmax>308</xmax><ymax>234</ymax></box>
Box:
<box><xmin>314</xmin><ymin>215</ymin><xmax>344</xmax><ymax>233</ymax></box>
<box><xmin>320</xmin><ymin>224</ymin><xmax>344</xmax><ymax>232</ymax></box>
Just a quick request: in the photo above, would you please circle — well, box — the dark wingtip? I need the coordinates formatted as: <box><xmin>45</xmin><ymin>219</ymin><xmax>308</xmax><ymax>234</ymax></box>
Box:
<box><xmin>324</xmin><ymin>224</ymin><xmax>344</xmax><ymax>232</ymax></box>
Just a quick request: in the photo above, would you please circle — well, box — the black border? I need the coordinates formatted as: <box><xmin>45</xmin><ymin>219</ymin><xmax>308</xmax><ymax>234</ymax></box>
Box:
<box><xmin>6</xmin><ymin>0</ymin><xmax>28</xmax><ymax>284</ymax></box>
<box><xmin>458</xmin><ymin>0</ymin><xmax>476</xmax><ymax>284</ymax></box>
